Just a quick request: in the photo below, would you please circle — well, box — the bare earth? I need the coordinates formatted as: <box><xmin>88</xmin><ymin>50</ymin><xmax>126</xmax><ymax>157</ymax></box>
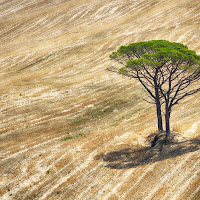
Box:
<box><xmin>0</xmin><ymin>0</ymin><xmax>200</xmax><ymax>199</ymax></box>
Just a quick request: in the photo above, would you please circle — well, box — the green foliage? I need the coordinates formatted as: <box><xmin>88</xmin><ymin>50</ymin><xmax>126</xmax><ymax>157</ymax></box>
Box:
<box><xmin>110</xmin><ymin>40</ymin><xmax>200</xmax><ymax>135</ymax></box>
<box><xmin>46</xmin><ymin>169</ymin><xmax>50</xmax><ymax>174</ymax></box>
<box><xmin>62</xmin><ymin>136</ymin><xmax>74</xmax><ymax>140</ymax></box>
<box><xmin>109</xmin><ymin>52</ymin><xmax>118</xmax><ymax>59</ymax></box>
<box><xmin>62</xmin><ymin>133</ymin><xmax>85</xmax><ymax>141</ymax></box>
<box><xmin>118</xmin><ymin>66</ymin><xmax>128</xmax><ymax>74</ymax></box>
<box><xmin>126</xmin><ymin>59</ymin><xmax>142</xmax><ymax>67</ymax></box>
<box><xmin>110</xmin><ymin>40</ymin><xmax>200</xmax><ymax>71</ymax></box>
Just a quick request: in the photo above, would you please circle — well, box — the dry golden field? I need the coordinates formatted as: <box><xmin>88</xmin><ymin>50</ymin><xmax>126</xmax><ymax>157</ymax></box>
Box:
<box><xmin>0</xmin><ymin>0</ymin><xmax>200</xmax><ymax>199</ymax></box>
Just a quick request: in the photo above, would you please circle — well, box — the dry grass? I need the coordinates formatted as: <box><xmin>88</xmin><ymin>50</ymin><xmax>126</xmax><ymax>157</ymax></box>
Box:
<box><xmin>0</xmin><ymin>0</ymin><xmax>200</xmax><ymax>199</ymax></box>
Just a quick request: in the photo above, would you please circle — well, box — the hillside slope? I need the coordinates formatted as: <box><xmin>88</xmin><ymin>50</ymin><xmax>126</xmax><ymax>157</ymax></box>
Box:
<box><xmin>0</xmin><ymin>0</ymin><xmax>200</xmax><ymax>199</ymax></box>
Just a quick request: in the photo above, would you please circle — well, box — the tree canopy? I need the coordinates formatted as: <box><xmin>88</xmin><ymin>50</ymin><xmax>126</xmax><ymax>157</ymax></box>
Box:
<box><xmin>109</xmin><ymin>40</ymin><xmax>200</xmax><ymax>136</ymax></box>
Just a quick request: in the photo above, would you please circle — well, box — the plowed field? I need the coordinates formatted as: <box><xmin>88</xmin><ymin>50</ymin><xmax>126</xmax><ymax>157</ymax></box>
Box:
<box><xmin>0</xmin><ymin>0</ymin><xmax>200</xmax><ymax>199</ymax></box>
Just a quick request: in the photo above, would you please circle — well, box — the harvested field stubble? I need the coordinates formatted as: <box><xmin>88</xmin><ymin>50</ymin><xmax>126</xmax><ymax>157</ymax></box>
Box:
<box><xmin>0</xmin><ymin>0</ymin><xmax>200</xmax><ymax>199</ymax></box>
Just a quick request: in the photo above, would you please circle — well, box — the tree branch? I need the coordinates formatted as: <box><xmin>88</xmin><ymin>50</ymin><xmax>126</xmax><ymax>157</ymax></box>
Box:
<box><xmin>172</xmin><ymin>88</ymin><xmax>200</xmax><ymax>106</ymax></box>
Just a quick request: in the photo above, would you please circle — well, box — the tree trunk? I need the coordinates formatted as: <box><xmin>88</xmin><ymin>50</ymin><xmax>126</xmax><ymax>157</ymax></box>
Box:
<box><xmin>155</xmin><ymin>87</ymin><xmax>163</xmax><ymax>133</ymax></box>
<box><xmin>165</xmin><ymin>105</ymin><xmax>171</xmax><ymax>137</ymax></box>
<box><xmin>156</xmin><ymin>99</ymin><xmax>163</xmax><ymax>133</ymax></box>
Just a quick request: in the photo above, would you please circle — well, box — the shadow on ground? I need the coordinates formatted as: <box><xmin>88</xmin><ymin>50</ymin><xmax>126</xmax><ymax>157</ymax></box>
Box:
<box><xmin>102</xmin><ymin>134</ymin><xmax>200</xmax><ymax>169</ymax></box>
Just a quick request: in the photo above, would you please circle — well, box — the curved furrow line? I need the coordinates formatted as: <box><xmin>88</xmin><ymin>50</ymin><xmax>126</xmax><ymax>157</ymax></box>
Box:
<box><xmin>3</xmin><ymin>35</ymin><xmax>114</xmax><ymax>78</ymax></box>
<box><xmin>1</xmin><ymin>139</ymin><xmax>87</xmax><ymax>199</ymax></box>
<box><xmin>15</xmin><ymin>16</ymin><xmax>53</xmax><ymax>38</ymax></box>
<box><xmin>68</xmin><ymin>9</ymin><xmax>91</xmax><ymax>23</ymax></box>
<box><xmin>169</xmin><ymin>28</ymin><xmax>197</xmax><ymax>44</ymax></box>
<box><xmin>66</xmin><ymin>5</ymin><xmax>91</xmax><ymax>23</ymax></box>
<box><xmin>1</xmin><ymin>148</ymin><xmax>69</xmax><ymax>199</ymax></box>
<box><xmin>0</xmin><ymin>80</ymin><xmax>133</xmax><ymax>157</ymax></box>
<box><xmin>143</xmin><ymin>150</ymin><xmax>200</xmax><ymax>200</ymax></box>
<box><xmin>0</xmin><ymin>129</ymin><xmax>63</xmax><ymax>156</ymax></box>
<box><xmin>0</xmin><ymin>0</ymin><xmax>57</xmax><ymax>17</ymax></box>
<box><xmin>70</xmin><ymin>166</ymin><xmax>116</xmax><ymax>200</ymax></box>
<box><xmin>99</xmin><ymin>169</ymin><xmax>135</xmax><ymax>200</ymax></box>
<box><xmin>40</xmin><ymin>43</ymin><xmax>105</xmax><ymax>76</ymax></box>
<box><xmin>185</xmin><ymin>35</ymin><xmax>199</xmax><ymax>46</ymax></box>
<box><xmin>67</xmin><ymin>6</ymin><xmax>96</xmax><ymax>26</ymax></box>
<box><xmin>0</xmin><ymin>88</ymin><xmax>133</xmax><ymax>141</ymax></box>
<box><xmin>73</xmin><ymin>134</ymin><xmax>148</xmax><ymax>198</ymax></box>
<box><xmin>176</xmin><ymin>30</ymin><xmax>194</xmax><ymax>43</ymax></box>
<box><xmin>0</xmin><ymin>1</ymin><xmax>27</xmax><ymax>16</ymax></box>
<box><xmin>119</xmin><ymin>4</ymin><xmax>199</xmax><ymax>41</ymax></box>
<box><xmin>0</xmin><ymin>135</ymin><xmax>64</xmax><ymax>162</ymax></box>
<box><xmin>163</xmin><ymin>3</ymin><xmax>199</xmax><ymax>23</ymax></box>
<box><xmin>0</xmin><ymin>55</ymin><xmax>21</xmax><ymax>68</ymax></box>
<box><xmin>76</xmin><ymin>2</ymin><xmax>133</xmax><ymax>27</ymax></box>
<box><xmin>90</xmin><ymin>2</ymin><xmax>115</xmax><ymax>18</ymax></box>
<box><xmin>119</xmin><ymin>163</ymin><xmax>157</xmax><ymax>199</ymax></box>
<box><xmin>0</xmin><ymin>54</ymin><xmax>34</xmax><ymax>73</ymax></box>
<box><xmin>1</xmin><ymin>0</ymin><xmax>200</xmax><ymax>199</ymax></box>
<box><xmin>105</xmin><ymin>0</ymin><xmax>143</xmax><ymax>20</ymax></box>
<box><xmin>0</xmin><ymin>17</ymin><xmax>61</xmax><ymax>44</ymax></box>
<box><xmin>0</xmin><ymin>15</ymin><xmax>39</xmax><ymax>35</ymax></box>
<box><xmin>1</xmin><ymin>14</ymin><xmax>65</xmax><ymax>42</ymax></box>
<box><xmin>180</xmin><ymin>6</ymin><xmax>200</xmax><ymax>22</ymax></box>
<box><xmin>0</xmin><ymin>22</ymin><xmax>28</xmax><ymax>41</ymax></box>
<box><xmin>51</xmin><ymin>61</ymin><xmax>108</xmax><ymax>82</ymax></box>
<box><xmin>36</xmin><ymin>136</ymin><xmax>119</xmax><ymax>199</ymax></box>
<box><xmin>65</xmin><ymin>46</ymin><xmax>111</xmax><ymax>69</ymax></box>
<box><xmin>74</xmin><ymin>164</ymin><xmax>105</xmax><ymax>200</ymax></box>
<box><xmin>116</xmin><ymin>159</ymin><xmax>174</xmax><ymax>199</ymax></box>
<box><xmin>0</xmin><ymin>74</ymin><xmax>127</xmax><ymax>134</ymax></box>
<box><xmin>81</xmin><ymin>1</ymin><xmax>138</xmax><ymax>28</ymax></box>
<box><xmin>188</xmin><ymin>184</ymin><xmax>200</xmax><ymax>200</ymax></box>
<box><xmin>114</xmin><ymin>151</ymin><xmax>200</xmax><ymax>199</ymax></box>
<box><xmin>18</xmin><ymin>16</ymin><xmax>66</xmax><ymax>40</ymax></box>
<box><xmin>171</xmin><ymin>168</ymin><xmax>200</xmax><ymax>200</ymax></box>
<box><xmin>113</xmin><ymin>0</ymin><xmax>155</xmax><ymax>21</ymax></box>
<box><xmin>61</xmin><ymin>5</ymin><xmax>103</xmax><ymax>30</ymax></box>
<box><xmin>39</xmin><ymin>152</ymin><xmax>99</xmax><ymax>199</ymax></box>
<box><xmin>24</xmin><ymin>135</ymin><xmax>106</xmax><ymax>197</ymax></box>
<box><xmin>165</xmin><ymin>156</ymin><xmax>200</xmax><ymax>200</ymax></box>
<box><xmin>32</xmin><ymin>130</ymin><xmax>133</xmax><ymax>199</ymax></box>
<box><xmin>143</xmin><ymin>9</ymin><xmax>178</xmax><ymax>26</ymax></box>
<box><xmin>101</xmin><ymin>154</ymin><xmax>161</xmax><ymax>199</ymax></box>
<box><xmin>0</xmin><ymin>54</ymin><xmax>43</xmax><ymax>75</ymax></box>
<box><xmin>52</xmin><ymin>54</ymin><xmax>105</xmax><ymax>77</ymax></box>
<box><xmin>94</xmin><ymin>167</ymin><xmax>144</xmax><ymax>200</ymax></box>
<box><xmin>0</xmin><ymin>145</ymin><xmax>61</xmax><ymax>197</ymax></box>
<box><xmin>94</xmin><ymin>4</ymin><xmax>118</xmax><ymax>19</ymax></box>
<box><xmin>54</xmin><ymin>163</ymin><xmax>106</xmax><ymax>199</ymax></box>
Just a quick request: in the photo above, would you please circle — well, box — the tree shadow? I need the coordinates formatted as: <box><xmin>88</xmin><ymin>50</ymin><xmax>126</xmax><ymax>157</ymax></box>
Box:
<box><xmin>102</xmin><ymin>134</ymin><xmax>200</xmax><ymax>169</ymax></box>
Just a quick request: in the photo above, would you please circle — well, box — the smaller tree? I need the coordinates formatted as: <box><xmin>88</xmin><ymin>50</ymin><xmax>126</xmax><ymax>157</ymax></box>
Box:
<box><xmin>109</xmin><ymin>41</ymin><xmax>167</xmax><ymax>133</ymax></box>
<box><xmin>109</xmin><ymin>40</ymin><xmax>200</xmax><ymax>137</ymax></box>
<box><xmin>148</xmin><ymin>47</ymin><xmax>200</xmax><ymax>136</ymax></box>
